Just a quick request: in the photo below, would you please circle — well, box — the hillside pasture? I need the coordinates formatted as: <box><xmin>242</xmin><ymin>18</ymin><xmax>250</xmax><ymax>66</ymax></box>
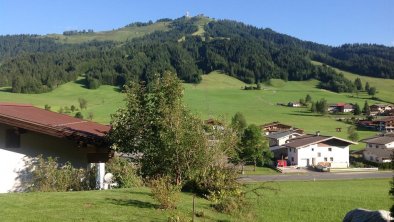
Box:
<box><xmin>312</xmin><ymin>60</ymin><xmax>394</xmax><ymax>104</ymax></box>
<box><xmin>0</xmin><ymin>70</ymin><xmax>385</xmax><ymax>149</ymax></box>
<box><xmin>183</xmin><ymin>71</ymin><xmax>378</xmax><ymax>149</ymax></box>
<box><xmin>47</xmin><ymin>22</ymin><xmax>170</xmax><ymax>44</ymax></box>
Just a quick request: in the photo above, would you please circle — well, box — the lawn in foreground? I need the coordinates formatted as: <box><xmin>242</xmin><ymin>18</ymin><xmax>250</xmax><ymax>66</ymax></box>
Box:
<box><xmin>0</xmin><ymin>179</ymin><xmax>390</xmax><ymax>222</ymax></box>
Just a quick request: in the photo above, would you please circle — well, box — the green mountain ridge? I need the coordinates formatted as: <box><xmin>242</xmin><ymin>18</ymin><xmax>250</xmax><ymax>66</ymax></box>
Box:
<box><xmin>0</xmin><ymin>16</ymin><xmax>393</xmax><ymax>94</ymax></box>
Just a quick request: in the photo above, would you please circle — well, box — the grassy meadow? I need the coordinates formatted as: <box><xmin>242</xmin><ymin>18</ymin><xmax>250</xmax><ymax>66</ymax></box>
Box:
<box><xmin>1</xmin><ymin>69</ymin><xmax>392</xmax><ymax>149</ymax></box>
<box><xmin>0</xmin><ymin>179</ymin><xmax>390</xmax><ymax>222</ymax></box>
<box><xmin>183</xmin><ymin>71</ymin><xmax>385</xmax><ymax>149</ymax></box>
<box><xmin>46</xmin><ymin>22</ymin><xmax>170</xmax><ymax>44</ymax></box>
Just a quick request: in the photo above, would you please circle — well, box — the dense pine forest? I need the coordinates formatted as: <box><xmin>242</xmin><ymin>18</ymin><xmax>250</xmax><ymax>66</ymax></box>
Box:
<box><xmin>0</xmin><ymin>16</ymin><xmax>393</xmax><ymax>93</ymax></box>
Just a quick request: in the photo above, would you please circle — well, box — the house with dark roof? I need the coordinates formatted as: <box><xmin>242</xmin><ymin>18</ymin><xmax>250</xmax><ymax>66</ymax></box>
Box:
<box><xmin>328</xmin><ymin>103</ymin><xmax>354</xmax><ymax>113</ymax></box>
<box><xmin>0</xmin><ymin>103</ymin><xmax>113</xmax><ymax>193</ymax></box>
<box><xmin>282</xmin><ymin>132</ymin><xmax>356</xmax><ymax>168</ymax></box>
<box><xmin>260</xmin><ymin>121</ymin><xmax>304</xmax><ymax>135</ymax></box>
<box><xmin>361</xmin><ymin>134</ymin><xmax>394</xmax><ymax>163</ymax></box>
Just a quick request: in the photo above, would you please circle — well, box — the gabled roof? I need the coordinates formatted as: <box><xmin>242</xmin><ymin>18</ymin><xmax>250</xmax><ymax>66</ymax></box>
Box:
<box><xmin>0</xmin><ymin>103</ymin><xmax>110</xmax><ymax>145</ymax></box>
<box><xmin>283</xmin><ymin>134</ymin><xmax>357</xmax><ymax>149</ymax></box>
<box><xmin>267</xmin><ymin>130</ymin><xmax>302</xmax><ymax>139</ymax></box>
<box><xmin>361</xmin><ymin>134</ymin><xmax>394</xmax><ymax>145</ymax></box>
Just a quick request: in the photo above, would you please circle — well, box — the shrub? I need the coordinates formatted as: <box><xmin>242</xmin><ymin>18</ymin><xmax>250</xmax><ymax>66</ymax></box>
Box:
<box><xmin>150</xmin><ymin>176</ymin><xmax>180</xmax><ymax>209</ymax></box>
<box><xmin>28</xmin><ymin>155</ymin><xmax>95</xmax><ymax>192</ymax></box>
<box><xmin>105</xmin><ymin>156</ymin><xmax>142</xmax><ymax>188</ymax></box>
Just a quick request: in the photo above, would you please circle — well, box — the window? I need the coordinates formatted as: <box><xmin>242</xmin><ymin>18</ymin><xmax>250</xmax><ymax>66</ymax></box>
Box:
<box><xmin>328</xmin><ymin>148</ymin><xmax>332</xmax><ymax>152</ymax></box>
<box><xmin>370</xmin><ymin>156</ymin><xmax>373</xmax><ymax>161</ymax></box>
<box><xmin>324</xmin><ymin>157</ymin><xmax>328</xmax><ymax>161</ymax></box>
<box><xmin>369</xmin><ymin>144</ymin><xmax>372</xmax><ymax>148</ymax></box>
<box><xmin>318</xmin><ymin>152</ymin><xmax>321</xmax><ymax>157</ymax></box>
<box><xmin>330</xmin><ymin>157</ymin><xmax>333</xmax><ymax>161</ymax></box>
<box><xmin>311</xmin><ymin>148</ymin><xmax>314</xmax><ymax>151</ymax></box>
<box><xmin>376</xmin><ymin>145</ymin><xmax>379</xmax><ymax>148</ymax></box>
<box><xmin>291</xmin><ymin>157</ymin><xmax>294</xmax><ymax>162</ymax></box>
<box><xmin>6</xmin><ymin>129</ymin><xmax>20</xmax><ymax>148</ymax></box>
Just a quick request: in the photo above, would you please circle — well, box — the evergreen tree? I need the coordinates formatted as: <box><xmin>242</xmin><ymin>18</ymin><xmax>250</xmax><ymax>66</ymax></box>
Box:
<box><xmin>363</xmin><ymin>100</ymin><xmax>371</xmax><ymax>115</ymax></box>
<box><xmin>353</xmin><ymin>103</ymin><xmax>361</xmax><ymax>115</ymax></box>
<box><xmin>367</xmin><ymin>87</ymin><xmax>377</xmax><ymax>97</ymax></box>
<box><xmin>365</xmin><ymin>82</ymin><xmax>370</xmax><ymax>92</ymax></box>
<box><xmin>231</xmin><ymin>112</ymin><xmax>247</xmax><ymax>136</ymax></box>
<box><xmin>354</xmin><ymin>78</ymin><xmax>363</xmax><ymax>91</ymax></box>
<box><xmin>305</xmin><ymin>94</ymin><xmax>312</xmax><ymax>103</ymax></box>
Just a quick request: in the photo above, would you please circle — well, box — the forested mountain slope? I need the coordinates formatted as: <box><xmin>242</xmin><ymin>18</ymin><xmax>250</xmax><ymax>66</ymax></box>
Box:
<box><xmin>0</xmin><ymin>16</ymin><xmax>393</xmax><ymax>94</ymax></box>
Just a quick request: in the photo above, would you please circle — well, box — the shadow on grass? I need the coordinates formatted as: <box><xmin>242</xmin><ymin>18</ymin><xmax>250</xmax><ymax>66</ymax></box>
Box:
<box><xmin>74</xmin><ymin>78</ymin><xmax>88</xmax><ymax>89</ymax></box>
<box><xmin>106</xmin><ymin>198</ymin><xmax>158</xmax><ymax>209</ymax></box>
<box><xmin>0</xmin><ymin>87</ymin><xmax>12</xmax><ymax>92</ymax></box>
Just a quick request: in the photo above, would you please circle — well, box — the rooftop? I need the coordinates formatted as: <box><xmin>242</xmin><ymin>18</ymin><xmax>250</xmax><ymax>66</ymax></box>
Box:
<box><xmin>284</xmin><ymin>134</ymin><xmax>356</xmax><ymax>148</ymax></box>
<box><xmin>0</xmin><ymin>103</ymin><xmax>110</xmax><ymax>144</ymax></box>
<box><xmin>361</xmin><ymin>134</ymin><xmax>394</xmax><ymax>145</ymax></box>
<box><xmin>267</xmin><ymin>130</ymin><xmax>302</xmax><ymax>139</ymax></box>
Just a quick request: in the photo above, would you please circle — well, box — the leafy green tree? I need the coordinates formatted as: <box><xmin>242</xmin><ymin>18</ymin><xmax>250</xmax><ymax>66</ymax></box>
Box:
<box><xmin>70</xmin><ymin>105</ymin><xmax>76</xmax><ymax>112</ymax></box>
<box><xmin>363</xmin><ymin>100</ymin><xmax>371</xmax><ymax>115</ymax></box>
<box><xmin>78</xmin><ymin>98</ymin><xmax>87</xmax><ymax>110</ymax></box>
<box><xmin>353</xmin><ymin>103</ymin><xmax>361</xmax><ymax>115</ymax></box>
<box><xmin>239</xmin><ymin>124</ymin><xmax>272</xmax><ymax>170</ymax></box>
<box><xmin>367</xmin><ymin>87</ymin><xmax>377</xmax><ymax>97</ymax></box>
<box><xmin>231</xmin><ymin>112</ymin><xmax>247</xmax><ymax>135</ymax></box>
<box><xmin>109</xmin><ymin>72</ymin><xmax>237</xmax><ymax>185</ymax></box>
<box><xmin>347</xmin><ymin>126</ymin><xmax>359</xmax><ymax>142</ymax></box>
<box><xmin>74</xmin><ymin>112</ymin><xmax>83</xmax><ymax>119</ymax></box>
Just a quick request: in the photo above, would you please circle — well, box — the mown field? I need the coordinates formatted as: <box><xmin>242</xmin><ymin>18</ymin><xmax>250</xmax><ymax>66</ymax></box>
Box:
<box><xmin>1</xmin><ymin>69</ymin><xmax>392</xmax><ymax>149</ymax></box>
<box><xmin>0</xmin><ymin>179</ymin><xmax>390</xmax><ymax>222</ymax></box>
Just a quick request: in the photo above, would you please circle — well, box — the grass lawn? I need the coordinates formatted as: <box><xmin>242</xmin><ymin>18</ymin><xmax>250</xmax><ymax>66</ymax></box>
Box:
<box><xmin>0</xmin><ymin>179</ymin><xmax>390</xmax><ymax>222</ymax></box>
<box><xmin>242</xmin><ymin>166</ymin><xmax>279</xmax><ymax>175</ymax></box>
<box><xmin>0</xmin><ymin>70</ymin><xmax>389</xmax><ymax>149</ymax></box>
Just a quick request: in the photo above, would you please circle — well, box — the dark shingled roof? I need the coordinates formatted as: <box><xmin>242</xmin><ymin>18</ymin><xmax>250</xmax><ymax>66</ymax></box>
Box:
<box><xmin>284</xmin><ymin>134</ymin><xmax>356</xmax><ymax>148</ymax></box>
<box><xmin>0</xmin><ymin>103</ymin><xmax>110</xmax><ymax>143</ymax></box>
<box><xmin>361</xmin><ymin>135</ymin><xmax>394</xmax><ymax>145</ymax></box>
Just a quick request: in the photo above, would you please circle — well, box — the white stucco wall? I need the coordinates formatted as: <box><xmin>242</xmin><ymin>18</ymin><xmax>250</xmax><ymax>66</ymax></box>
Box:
<box><xmin>0</xmin><ymin>124</ymin><xmax>90</xmax><ymax>193</ymax></box>
<box><xmin>289</xmin><ymin>144</ymin><xmax>349</xmax><ymax>168</ymax></box>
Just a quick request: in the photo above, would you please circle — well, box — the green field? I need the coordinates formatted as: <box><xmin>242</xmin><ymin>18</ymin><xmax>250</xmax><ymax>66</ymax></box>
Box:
<box><xmin>1</xmin><ymin>69</ymin><xmax>391</xmax><ymax>149</ymax></box>
<box><xmin>0</xmin><ymin>179</ymin><xmax>390</xmax><ymax>222</ymax></box>
<box><xmin>312</xmin><ymin>61</ymin><xmax>394</xmax><ymax>104</ymax></box>
<box><xmin>46</xmin><ymin>22</ymin><xmax>170</xmax><ymax>44</ymax></box>
<box><xmin>183</xmin><ymin>71</ymin><xmax>383</xmax><ymax>149</ymax></box>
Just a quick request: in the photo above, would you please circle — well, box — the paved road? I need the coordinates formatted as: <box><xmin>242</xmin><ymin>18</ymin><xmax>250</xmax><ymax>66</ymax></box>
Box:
<box><xmin>238</xmin><ymin>171</ymin><xmax>393</xmax><ymax>182</ymax></box>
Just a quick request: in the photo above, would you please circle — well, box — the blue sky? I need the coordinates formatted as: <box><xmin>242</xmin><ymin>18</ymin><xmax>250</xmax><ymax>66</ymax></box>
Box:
<box><xmin>0</xmin><ymin>0</ymin><xmax>393</xmax><ymax>46</ymax></box>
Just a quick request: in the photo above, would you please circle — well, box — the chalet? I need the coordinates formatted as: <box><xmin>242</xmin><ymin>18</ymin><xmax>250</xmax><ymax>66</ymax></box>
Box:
<box><xmin>328</xmin><ymin>103</ymin><xmax>354</xmax><ymax>113</ymax></box>
<box><xmin>375</xmin><ymin>117</ymin><xmax>394</xmax><ymax>133</ymax></box>
<box><xmin>267</xmin><ymin>130</ymin><xmax>304</xmax><ymax>160</ymax></box>
<box><xmin>370</xmin><ymin>104</ymin><xmax>392</xmax><ymax>116</ymax></box>
<box><xmin>0</xmin><ymin>103</ymin><xmax>112</xmax><ymax>193</ymax></box>
<box><xmin>362</xmin><ymin>134</ymin><xmax>394</xmax><ymax>163</ymax></box>
<box><xmin>260</xmin><ymin>121</ymin><xmax>304</xmax><ymax>135</ymax></box>
<box><xmin>282</xmin><ymin>133</ymin><xmax>356</xmax><ymax>168</ymax></box>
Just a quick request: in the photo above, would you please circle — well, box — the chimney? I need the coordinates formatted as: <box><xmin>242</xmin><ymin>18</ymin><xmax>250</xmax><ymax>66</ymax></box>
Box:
<box><xmin>316</xmin><ymin>131</ymin><xmax>320</xmax><ymax>136</ymax></box>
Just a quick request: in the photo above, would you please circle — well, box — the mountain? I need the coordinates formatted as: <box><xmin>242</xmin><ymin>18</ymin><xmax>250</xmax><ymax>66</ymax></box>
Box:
<box><xmin>0</xmin><ymin>16</ymin><xmax>393</xmax><ymax>94</ymax></box>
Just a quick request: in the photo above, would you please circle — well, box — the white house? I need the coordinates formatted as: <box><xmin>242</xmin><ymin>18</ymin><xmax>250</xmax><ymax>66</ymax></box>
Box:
<box><xmin>361</xmin><ymin>134</ymin><xmax>394</xmax><ymax>163</ymax></box>
<box><xmin>282</xmin><ymin>133</ymin><xmax>356</xmax><ymax>168</ymax></box>
<box><xmin>0</xmin><ymin>103</ymin><xmax>112</xmax><ymax>193</ymax></box>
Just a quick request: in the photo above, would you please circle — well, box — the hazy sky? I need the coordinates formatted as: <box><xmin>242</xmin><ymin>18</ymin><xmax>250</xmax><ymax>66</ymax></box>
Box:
<box><xmin>0</xmin><ymin>0</ymin><xmax>393</xmax><ymax>46</ymax></box>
